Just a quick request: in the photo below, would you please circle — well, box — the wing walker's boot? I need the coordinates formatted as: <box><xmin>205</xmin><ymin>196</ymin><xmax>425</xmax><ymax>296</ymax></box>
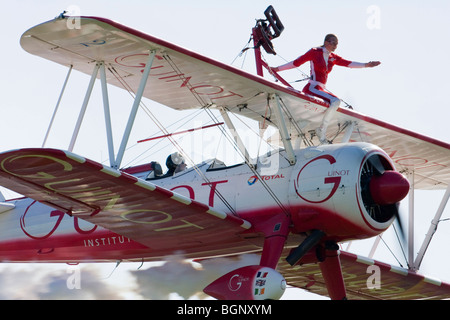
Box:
<box><xmin>316</xmin><ymin>98</ymin><xmax>341</xmax><ymax>144</ymax></box>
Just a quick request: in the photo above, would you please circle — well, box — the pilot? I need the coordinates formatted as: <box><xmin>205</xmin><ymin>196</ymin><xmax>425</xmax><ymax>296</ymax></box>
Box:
<box><xmin>271</xmin><ymin>34</ymin><xmax>380</xmax><ymax>144</ymax></box>
<box><xmin>145</xmin><ymin>161</ymin><xmax>163</xmax><ymax>180</ymax></box>
<box><xmin>165</xmin><ymin>152</ymin><xmax>186</xmax><ymax>176</ymax></box>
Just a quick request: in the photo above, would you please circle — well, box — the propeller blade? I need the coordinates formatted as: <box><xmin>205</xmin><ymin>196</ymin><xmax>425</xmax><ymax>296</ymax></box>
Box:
<box><xmin>393</xmin><ymin>202</ymin><xmax>408</xmax><ymax>252</ymax></box>
<box><xmin>368</xmin><ymin>155</ymin><xmax>386</xmax><ymax>176</ymax></box>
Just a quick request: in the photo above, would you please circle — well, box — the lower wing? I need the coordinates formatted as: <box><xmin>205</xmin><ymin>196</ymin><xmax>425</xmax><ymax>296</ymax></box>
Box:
<box><xmin>0</xmin><ymin>148</ymin><xmax>252</xmax><ymax>256</ymax></box>
<box><xmin>277</xmin><ymin>249</ymin><xmax>450</xmax><ymax>300</ymax></box>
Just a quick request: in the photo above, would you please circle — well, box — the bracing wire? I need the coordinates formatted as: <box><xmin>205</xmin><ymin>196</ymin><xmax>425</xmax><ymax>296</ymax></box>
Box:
<box><xmin>275</xmin><ymin>95</ymin><xmax>314</xmax><ymax>147</ymax></box>
<box><xmin>379</xmin><ymin>232</ymin><xmax>406</xmax><ymax>269</ymax></box>
<box><xmin>210</xmin><ymin>105</ymin><xmax>291</xmax><ymax>218</ymax></box>
<box><xmin>392</xmin><ymin>223</ymin><xmax>409</xmax><ymax>268</ymax></box>
<box><xmin>107</xmin><ymin>63</ymin><xmax>237</xmax><ymax>215</ymax></box>
<box><xmin>123</xmin><ymin>108</ymin><xmax>207</xmax><ymax>167</ymax></box>
<box><xmin>230</xmin><ymin>36</ymin><xmax>253</xmax><ymax>66</ymax></box>
<box><xmin>107</xmin><ymin>53</ymin><xmax>294</xmax><ymax>218</ymax></box>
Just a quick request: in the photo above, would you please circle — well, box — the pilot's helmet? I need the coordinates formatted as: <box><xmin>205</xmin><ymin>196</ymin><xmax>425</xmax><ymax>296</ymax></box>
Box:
<box><xmin>166</xmin><ymin>152</ymin><xmax>185</xmax><ymax>171</ymax></box>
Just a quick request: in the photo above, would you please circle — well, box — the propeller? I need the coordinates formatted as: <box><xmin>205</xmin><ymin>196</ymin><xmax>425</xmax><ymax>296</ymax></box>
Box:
<box><xmin>360</xmin><ymin>154</ymin><xmax>409</xmax><ymax>225</ymax></box>
<box><xmin>361</xmin><ymin>154</ymin><xmax>410</xmax><ymax>255</ymax></box>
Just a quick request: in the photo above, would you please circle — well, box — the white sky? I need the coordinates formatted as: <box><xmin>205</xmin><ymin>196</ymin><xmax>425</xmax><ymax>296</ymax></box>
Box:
<box><xmin>0</xmin><ymin>0</ymin><xmax>449</xmax><ymax>300</ymax></box>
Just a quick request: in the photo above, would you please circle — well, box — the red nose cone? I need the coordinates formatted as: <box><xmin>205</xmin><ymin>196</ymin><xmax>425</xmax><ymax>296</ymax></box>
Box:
<box><xmin>370</xmin><ymin>171</ymin><xmax>410</xmax><ymax>205</ymax></box>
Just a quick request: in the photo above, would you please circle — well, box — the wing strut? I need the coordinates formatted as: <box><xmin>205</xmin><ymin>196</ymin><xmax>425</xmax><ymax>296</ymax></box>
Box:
<box><xmin>42</xmin><ymin>65</ymin><xmax>73</xmax><ymax>148</ymax></box>
<box><xmin>99</xmin><ymin>62</ymin><xmax>116</xmax><ymax>168</ymax></box>
<box><xmin>63</xmin><ymin>50</ymin><xmax>157</xmax><ymax>169</ymax></box>
<box><xmin>408</xmin><ymin>172</ymin><xmax>415</xmax><ymax>269</ymax></box>
<box><xmin>115</xmin><ymin>50</ymin><xmax>157</xmax><ymax>169</ymax></box>
<box><xmin>414</xmin><ymin>182</ymin><xmax>450</xmax><ymax>270</ymax></box>
<box><xmin>69</xmin><ymin>63</ymin><xmax>100</xmax><ymax>152</ymax></box>
<box><xmin>271</xmin><ymin>94</ymin><xmax>296</xmax><ymax>165</ymax></box>
<box><xmin>219</xmin><ymin>107</ymin><xmax>252</xmax><ymax>165</ymax></box>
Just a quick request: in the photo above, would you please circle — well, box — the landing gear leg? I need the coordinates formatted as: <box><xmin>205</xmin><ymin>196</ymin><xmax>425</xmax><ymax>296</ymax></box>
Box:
<box><xmin>318</xmin><ymin>242</ymin><xmax>347</xmax><ymax>300</ymax></box>
<box><xmin>286</xmin><ymin>233</ymin><xmax>348</xmax><ymax>300</ymax></box>
<box><xmin>259</xmin><ymin>214</ymin><xmax>291</xmax><ymax>269</ymax></box>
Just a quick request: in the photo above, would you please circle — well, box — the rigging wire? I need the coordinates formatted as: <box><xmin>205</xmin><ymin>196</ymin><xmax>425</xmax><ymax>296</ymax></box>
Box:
<box><xmin>275</xmin><ymin>95</ymin><xmax>314</xmax><ymax>147</ymax></box>
<box><xmin>327</xmin><ymin>121</ymin><xmax>352</xmax><ymax>144</ymax></box>
<box><xmin>108</xmin><ymin>53</ymin><xmax>292</xmax><ymax>218</ymax></box>
<box><xmin>42</xmin><ymin>65</ymin><xmax>73</xmax><ymax>148</ymax></box>
<box><xmin>392</xmin><ymin>222</ymin><xmax>409</xmax><ymax>268</ymax></box>
<box><xmin>123</xmin><ymin>108</ymin><xmax>207</xmax><ymax>167</ymax></box>
<box><xmin>233</xmin><ymin>43</ymin><xmax>255</xmax><ymax>70</ymax></box>
<box><xmin>256</xmin><ymin>99</ymin><xmax>271</xmax><ymax>161</ymax></box>
<box><xmin>230</xmin><ymin>35</ymin><xmax>253</xmax><ymax>66</ymax></box>
<box><xmin>210</xmin><ymin>105</ymin><xmax>291</xmax><ymax>218</ymax></box>
<box><xmin>108</xmin><ymin>63</ymin><xmax>237</xmax><ymax>215</ymax></box>
<box><xmin>379</xmin><ymin>232</ymin><xmax>405</xmax><ymax>269</ymax></box>
<box><xmin>108</xmin><ymin>64</ymin><xmax>204</xmax><ymax>162</ymax></box>
<box><xmin>224</xmin><ymin>104</ymin><xmax>290</xmax><ymax>164</ymax></box>
<box><xmin>183</xmin><ymin>38</ymin><xmax>297</xmax><ymax>217</ymax></box>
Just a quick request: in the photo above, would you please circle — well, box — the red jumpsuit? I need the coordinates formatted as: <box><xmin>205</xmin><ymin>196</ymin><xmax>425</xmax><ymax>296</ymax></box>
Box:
<box><xmin>290</xmin><ymin>47</ymin><xmax>365</xmax><ymax>106</ymax></box>
<box><xmin>276</xmin><ymin>47</ymin><xmax>365</xmax><ymax>142</ymax></box>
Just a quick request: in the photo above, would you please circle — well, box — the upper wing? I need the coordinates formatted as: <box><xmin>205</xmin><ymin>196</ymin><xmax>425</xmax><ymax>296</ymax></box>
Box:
<box><xmin>0</xmin><ymin>148</ymin><xmax>253</xmax><ymax>256</ymax></box>
<box><xmin>277</xmin><ymin>249</ymin><xmax>450</xmax><ymax>300</ymax></box>
<box><xmin>21</xmin><ymin>16</ymin><xmax>450</xmax><ymax>190</ymax></box>
<box><xmin>21</xmin><ymin>16</ymin><xmax>294</xmax><ymax>112</ymax></box>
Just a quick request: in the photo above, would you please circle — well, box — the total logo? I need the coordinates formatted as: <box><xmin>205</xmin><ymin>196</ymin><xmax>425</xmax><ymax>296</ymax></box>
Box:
<box><xmin>247</xmin><ymin>174</ymin><xmax>285</xmax><ymax>186</ymax></box>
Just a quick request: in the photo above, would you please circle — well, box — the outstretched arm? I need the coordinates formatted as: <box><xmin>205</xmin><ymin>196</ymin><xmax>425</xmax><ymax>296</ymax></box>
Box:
<box><xmin>271</xmin><ymin>61</ymin><xmax>296</xmax><ymax>73</ymax></box>
<box><xmin>347</xmin><ymin>61</ymin><xmax>381</xmax><ymax>68</ymax></box>
<box><xmin>271</xmin><ymin>49</ymin><xmax>314</xmax><ymax>73</ymax></box>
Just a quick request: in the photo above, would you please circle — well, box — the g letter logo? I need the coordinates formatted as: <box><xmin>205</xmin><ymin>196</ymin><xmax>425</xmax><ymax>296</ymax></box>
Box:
<box><xmin>294</xmin><ymin>155</ymin><xmax>341</xmax><ymax>203</ymax></box>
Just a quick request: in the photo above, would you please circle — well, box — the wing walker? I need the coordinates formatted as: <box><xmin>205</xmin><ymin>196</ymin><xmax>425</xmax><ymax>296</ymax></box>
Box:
<box><xmin>0</xmin><ymin>7</ymin><xmax>449</xmax><ymax>299</ymax></box>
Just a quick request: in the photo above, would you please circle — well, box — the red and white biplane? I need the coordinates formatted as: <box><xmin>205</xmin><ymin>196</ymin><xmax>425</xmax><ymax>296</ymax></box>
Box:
<box><xmin>0</xmin><ymin>8</ymin><xmax>449</xmax><ymax>300</ymax></box>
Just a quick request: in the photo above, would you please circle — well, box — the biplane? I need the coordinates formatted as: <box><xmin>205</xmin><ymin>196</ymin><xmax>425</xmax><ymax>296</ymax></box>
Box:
<box><xmin>0</xmin><ymin>7</ymin><xmax>449</xmax><ymax>299</ymax></box>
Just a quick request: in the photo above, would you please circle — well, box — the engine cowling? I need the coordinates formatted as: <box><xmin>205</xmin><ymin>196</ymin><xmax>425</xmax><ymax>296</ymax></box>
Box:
<box><xmin>203</xmin><ymin>265</ymin><xmax>286</xmax><ymax>300</ymax></box>
<box><xmin>289</xmin><ymin>142</ymin><xmax>409</xmax><ymax>240</ymax></box>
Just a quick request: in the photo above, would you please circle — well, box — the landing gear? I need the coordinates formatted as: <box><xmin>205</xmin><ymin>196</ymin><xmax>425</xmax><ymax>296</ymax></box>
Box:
<box><xmin>318</xmin><ymin>243</ymin><xmax>347</xmax><ymax>300</ymax></box>
<box><xmin>286</xmin><ymin>232</ymin><xmax>348</xmax><ymax>300</ymax></box>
